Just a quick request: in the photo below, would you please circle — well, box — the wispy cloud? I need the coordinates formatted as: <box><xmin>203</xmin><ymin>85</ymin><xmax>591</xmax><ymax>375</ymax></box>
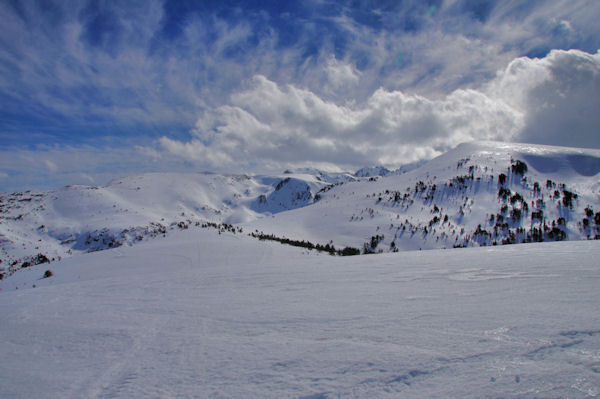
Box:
<box><xmin>0</xmin><ymin>0</ymin><xmax>599</xmax><ymax>191</ymax></box>
<box><xmin>0</xmin><ymin>143</ymin><xmax>189</xmax><ymax>192</ymax></box>
<box><xmin>2</xmin><ymin>1</ymin><xmax>598</xmax><ymax>134</ymax></box>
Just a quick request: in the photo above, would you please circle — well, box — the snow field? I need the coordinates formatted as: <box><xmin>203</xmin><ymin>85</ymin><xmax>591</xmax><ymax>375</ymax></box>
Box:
<box><xmin>1</xmin><ymin>228</ymin><xmax>599</xmax><ymax>398</ymax></box>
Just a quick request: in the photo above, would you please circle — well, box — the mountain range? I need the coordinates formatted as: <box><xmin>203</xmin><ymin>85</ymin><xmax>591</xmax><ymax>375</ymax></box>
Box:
<box><xmin>2</xmin><ymin>141</ymin><xmax>600</xmax><ymax>398</ymax></box>
<box><xmin>1</xmin><ymin>141</ymin><xmax>599</xmax><ymax>278</ymax></box>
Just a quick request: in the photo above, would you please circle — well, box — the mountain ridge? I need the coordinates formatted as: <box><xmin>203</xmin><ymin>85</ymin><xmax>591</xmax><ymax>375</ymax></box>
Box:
<box><xmin>1</xmin><ymin>141</ymin><xmax>599</xmax><ymax>278</ymax></box>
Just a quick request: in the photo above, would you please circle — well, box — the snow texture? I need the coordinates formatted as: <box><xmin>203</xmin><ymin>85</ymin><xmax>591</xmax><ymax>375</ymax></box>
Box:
<box><xmin>1</xmin><ymin>229</ymin><xmax>599</xmax><ymax>398</ymax></box>
<box><xmin>1</xmin><ymin>141</ymin><xmax>600</xmax><ymax>397</ymax></box>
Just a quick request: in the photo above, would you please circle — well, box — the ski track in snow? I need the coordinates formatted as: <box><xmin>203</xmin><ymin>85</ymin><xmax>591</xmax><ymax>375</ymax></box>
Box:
<box><xmin>1</xmin><ymin>229</ymin><xmax>599</xmax><ymax>398</ymax></box>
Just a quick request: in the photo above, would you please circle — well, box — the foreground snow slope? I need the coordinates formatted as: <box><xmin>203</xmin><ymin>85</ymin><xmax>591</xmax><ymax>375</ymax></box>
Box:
<box><xmin>1</xmin><ymin>230</ymin><xmax>599</xmax><ymax>398</ymax></box>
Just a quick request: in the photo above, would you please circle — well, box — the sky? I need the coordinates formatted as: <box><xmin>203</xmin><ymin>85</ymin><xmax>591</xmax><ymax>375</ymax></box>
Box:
<box><xmin>1</xmin><ymin>0</ymin><xmax>600</xmax><ymax>192</ymax></box>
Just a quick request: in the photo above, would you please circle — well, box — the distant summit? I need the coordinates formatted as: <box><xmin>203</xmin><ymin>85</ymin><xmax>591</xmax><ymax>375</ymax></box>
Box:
<box><xmin>354</xmin><ymin>166</ymin><xmax>392</xmax><ymax>178</ymax></box>
<box><xmin>354</xmin><ymin>161</ymin><xmax>428</xmax><ymax>178</ymax></box>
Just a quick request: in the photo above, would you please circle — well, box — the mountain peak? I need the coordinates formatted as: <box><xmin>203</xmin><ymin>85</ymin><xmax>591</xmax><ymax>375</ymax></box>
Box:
<box><xmin>354</xmin><ymin>166</ymin><xmax>392</xmax><ymax>178</ymax></box>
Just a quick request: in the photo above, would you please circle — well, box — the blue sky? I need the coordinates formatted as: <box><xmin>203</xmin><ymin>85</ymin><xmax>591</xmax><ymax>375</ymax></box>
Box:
<box><xmin>1</xmin><ymin>0</ymin><xmax>600</xmax><ymax>191</ymax></box>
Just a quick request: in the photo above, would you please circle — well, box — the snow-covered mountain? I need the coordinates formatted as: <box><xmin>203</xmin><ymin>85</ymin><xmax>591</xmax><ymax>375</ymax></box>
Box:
<box><xmin>353</xmin><ymin>160</ymin><xmax>427</xmax><ymax>178</ymax></box>
<box><xmin>246</xmin><ymin>141</ymin><xmax>600</xmax><ymax>252</ymax></box>
<box><xmin>2</xmin><ymin>141</ymin><xmax>600</xmax><ymax>398</ymax></box>
<box><xmin>2</xmin><ymin>141</ymin><xmax>600</xmax><ymax>278</ymax></box>
<box><xmin>284</xmin><ymin>168</ymin><xmax>358</xmax><ymax>184</ymax></box>
<box><xmin>0</xmin><ymin>171</ymin><xmax>336</xmax><ymax>275</ymax></box>
<box><xmin>354</xmin><ymin>166</ymin><xmax>393</xmax><ymax>178</ymax></box>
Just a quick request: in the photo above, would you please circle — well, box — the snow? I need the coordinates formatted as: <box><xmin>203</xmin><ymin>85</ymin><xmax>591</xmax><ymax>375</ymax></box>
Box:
<box><xmin>2</xmin><ymin>141</ymin><xmax>599</xmax><ymax>273</ymax></box>
<box><xmin>354</xmin><ymin>162</ymin><xmax>428</xmax><ymax>178</ymax></box>
<box><xmin>354</xmin><ymin>166</ymin><xmax>392</xmax><ymax>178</ymax></box>
<box><xmin>1</xmin><ymin>228</ymin><xmax>599</xmax><ymax>398</ymax></box>
<box><xmin>1</xmin><ymin>140</ymin><xmax>600</xmax><ymax>397</ymax></box>
<box><xmin>0</xmin><ymin>171</ymin><xmax>336</xmax><ymax>268</ymax></box>
<box><xmin>245</xmin><ymin>141</ymin><xmax>600</xmax><ymax>252</ymax></box>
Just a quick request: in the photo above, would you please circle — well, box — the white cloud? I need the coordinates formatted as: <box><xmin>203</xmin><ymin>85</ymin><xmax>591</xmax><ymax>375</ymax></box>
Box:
<box><xmin>44</xmin><ymin>160</ymin><xmax>58</xmax><ymax>173</ymax></box>
<box><xmin>2</xmin><ymin>2</ymin><xmax>599</xmax><ymax>192</ymax></box>
<box><xmin>489</xmin><ymin>49</ymin><xmax>600</xmax><ymax>147</ymax></box>
<box><xmin>2</xmin><ymin>48</ymin><xmax>593</xmax><ymax>194</ymax></box>
<box><xmin>324</xmin><ymin>56</ymin><xmax>361</xmax><ymax>93</ymax></box>
<box><xmin>160</xmin><ymin>49</ymin><xmax>600</xmax><ymax>171</ymax></box>
<box><xmin>2</xmin><ymin>0</ymin><xmax>598</xmax><ymax>139</ymax></box>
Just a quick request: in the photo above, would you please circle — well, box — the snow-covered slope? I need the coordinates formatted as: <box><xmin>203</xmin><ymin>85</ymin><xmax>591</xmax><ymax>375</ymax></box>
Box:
<box><xmin>2</xmin><ymin>141</ymin><xmax>599</xmax><ymax>278</ymax></box>
<box><xmin>1</xmin><ymin>228</ymin><xmax>599</xmax><ymax>398</ymax></box>
<box><xmin>286</xmin><ymin>168</ymin><xmax>358</xmax><ymax>184</ymax></box>
<box><xmin>0</xmin><ymin>171</ymin><xmax>335</xmax><ymax>275</ymax></box>
<box><xmin>353</xmin><ymin>161</ymin><xmax>427</xmax><ymax>178</ymax></box>
<box><xmin>246</xmin><ymin>141</ymin><xmax>600</xmax><ymax>253</ymax></box>
<box><xmin>354</xmin><ymin>165</ymin><xmax>393</xmax><ymax>178</ymax></box>
<box><xmin>2</xmin><ymin>141</ymin><xmax>600</xmax><ymax>397</ymax></box>
<box><xmin>251</xmin><ymin>174</ymin><xmax>329</xmax><ymax>214</ymax></box>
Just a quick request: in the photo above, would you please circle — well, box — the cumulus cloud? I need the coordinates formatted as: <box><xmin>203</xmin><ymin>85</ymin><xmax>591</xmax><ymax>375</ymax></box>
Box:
<box><xmin>158</xmin><ymin>74</ymin><xmax>506</xmax><ymax>169</ymax></box>
<box><xmin>2</xmin><ymin>0</ymin><xmax>598</xmax><ymax>145</ymax></box>
<box><xmin>159</xmin><ymin>49</ymin><xmax>600</xmax><ymax>171</ymax></box>
<box><xmin>2</xmin><ymin>48</ymin><xmax>594</xmax><ymax>193</ymax></box>
<box><xmin>493</xmin><ymin>49</ymin><xmax>600</xmax><ymax>148</ymax></box>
